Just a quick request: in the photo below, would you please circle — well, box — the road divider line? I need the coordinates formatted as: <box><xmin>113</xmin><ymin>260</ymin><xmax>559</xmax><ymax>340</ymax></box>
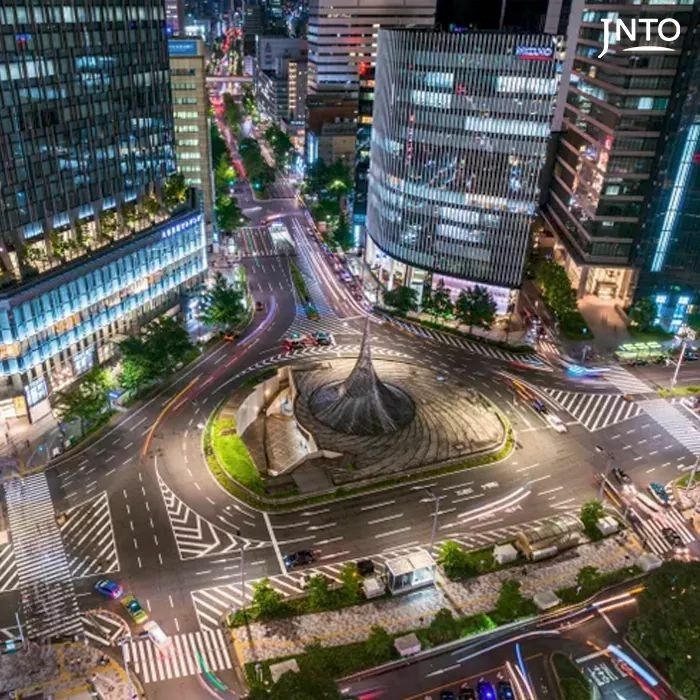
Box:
<box><xmin>264</xmin><ymin>512</ymin><xmax>287</xmax><ymax>575</ymax></box>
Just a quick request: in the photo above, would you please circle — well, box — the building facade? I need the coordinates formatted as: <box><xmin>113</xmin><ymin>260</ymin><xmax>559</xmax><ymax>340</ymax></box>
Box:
<box><xmin>634</xmin><ymin>7</ymin><xmax>700</xmax><ymax>330</ymax></box>
<box><xmin>352</xmin><ymin>63</ymin><xmax>376</xmax><ymax>247</ymax></box>
<box><xmin>365</xmin><ymin>28</ymin><xmax>563</xmax><ymax>311</ymax></box>
<box><xmin>165</xmin><ymin>0</ymin><xmax>184</xmax><ymax>35</ymax></box>
<box><xmin>169</xmin><ymin>38</ymin><xmax>215</xmax><ymax>241</ymax></box>
<box><xmin>541</xmin><ymin>0</ymin><xmax>697</xmax><ymax>307</ymax></box>
<box><xmin>0</xmin><ymin>2</ymin><xmax>206</xmax><ymax>420</ymax></box>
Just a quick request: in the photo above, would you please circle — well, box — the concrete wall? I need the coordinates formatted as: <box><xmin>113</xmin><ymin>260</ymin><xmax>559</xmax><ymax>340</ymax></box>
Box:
<box><xmin>236</xmin><ymin>367</ymin><xmax>292</xmax><ymax>435</ymax></box>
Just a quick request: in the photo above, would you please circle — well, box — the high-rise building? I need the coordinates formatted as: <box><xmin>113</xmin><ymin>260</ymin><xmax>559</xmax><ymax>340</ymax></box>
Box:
<box><xmin>541</xmin><ymin>1</ymin><xmax>697</xmax><ymax>308</ymax></box>
<box><xmin>634</xmin><ymin>13</ymin><xmax>700</xmax><ymax>330</ymax></box>
<box><xmin>352</xmin><ymin>62</ymin><xmax>376</xmax><ymax>247</ymax></box>
<box><xmin>166</xmin><ymin>0</ymin><xmax>185</xmax><ymax>35</ymax></box>
<box><xmin>0</xmin><ymin>2</ymin><xmax>206</xmax><ymax>423</ymax></box>
<box><xmin>365</xmin><ymin>28</ymin><xmax>563</xmax><ymax>312</ymax></box>
<box><xmin>169</xmin><ymin>38</ymin><xmax>215</xmax><ymax>243</ymax></box>
<box><xmin>307</xmin><ymin>0</ymin><xmax>437</xmax><ymax>98</ymax></box>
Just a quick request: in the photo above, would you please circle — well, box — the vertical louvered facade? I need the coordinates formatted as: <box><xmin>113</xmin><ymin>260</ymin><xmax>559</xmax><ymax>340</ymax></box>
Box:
<box><xmin>366</xmin><ymin>29</ymin><xmax>562</xmax><ymax>299</ymax></box>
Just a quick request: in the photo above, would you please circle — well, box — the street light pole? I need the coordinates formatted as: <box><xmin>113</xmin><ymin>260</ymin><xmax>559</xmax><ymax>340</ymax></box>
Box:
<box><xmin>595</xmin><ymin>445</ymin><xmax>614</xmax><ymax>501</ymax></box>
<box><xmin>237</xmin><ymin>529</ymin><xmax>246</xmax><ymax>612</ymax></box>
<box><xmin>425</xmin><ymin>489</ymin><xmax>445</xmax><ymax>555</ymax></box>
<box><xmin>671</xmin><ymin>338</ymin><xmax>686</xmax><ymax>389</ymax></box>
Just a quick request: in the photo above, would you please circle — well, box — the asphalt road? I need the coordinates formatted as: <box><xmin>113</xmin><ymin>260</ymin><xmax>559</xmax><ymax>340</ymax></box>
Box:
<box><xmin>1</xmin><ymin>159</ymin><xmax>698</xmax><ymax>699</ymax></box>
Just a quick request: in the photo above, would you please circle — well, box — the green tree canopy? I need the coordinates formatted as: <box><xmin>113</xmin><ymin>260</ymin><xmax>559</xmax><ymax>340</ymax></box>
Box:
<box><xmin>455</xmin><ymin>286</ymin><xmax>498</xmax><ymax>332</ymax></box>
<box><xmin>437</xmin><ymin>541</ymin><xmax>477</xmax><ymax>580</ymax></box>
<box><xmin>580</xmin><ymin>500</ymin><xmax>605</xmax><ymax>541</ymax></box>
<box><xmin>535</xmin><ymin>259</ymin><xmax>577</xmax><ymax>319</ymax></box>
<box><xmin>264</xmin><ymin>124</ymin><xmax>294</xmax><ymax>169</ymax></box>
<box><xmin>629</xmin><ymin>296</ymin><xmax>657</xmax><ymax>331</ymax></box>
<box><xmin>222</xmin><ymin>93</ymin><xmax>243</xmax><ymax>130</ymax></box>
<box><xmin>424</xmin><ymin>283</ymin><xmax>453</xmax><ymax>319</ymax></box>
<box><xmin>338</xmin><ymin>562</ymin><xmax>362</xmax><ymax>605</ymax></box>
<box><xmin>494</xmin><ymin>580</ymin><xmax>531</xmax><ymax>623</ymax></box>
<box><xmin>162</xmin><ymin>173</ymin><xmax>187</xmax><ymax>209</ymax></box>
<box><xmin>331</xmin><ymin>212</ymin><xmax>352</xmax><ymax>250</ymax></box>
<box><xmin>215</xmin><ymin>193</ymin><xmax>245</xmax><ymax>231</ymax></box>
<box><xmin>251</xmin><ymin>578</ymin><xmax>287</xmax><ymax>620</ymax></box>
<box><xmin>383</xmin><ymin>285</ymin><xmax>418</xmax><ymax>315</ymax></box>
<box><xmin>306</xmin><ymin>574</ymin><xmax>333</xmax><ymax>611</ymax></box>
<box><xmin>364</xmin><ymin>626</ymin><xmax>395</xmax><ymax>665</ymax></box>
<box><xmin>55</xmin><ymin>366</ymin><xmax>114</xmax><ymax>433</ymax></box>
<box><xmin>215</xmin><ymin>154</ymin><xmax>237</xmax><ymax>195</ymax></box>
<box><xmin>629</xmin><ymin>561</ymin><xmax>700</xmax><ymax>699</ymax></box>
<box><xmin>200</xmin><ymin>272</ymin><xmax>247</xmax><ymax>331</ymax></box>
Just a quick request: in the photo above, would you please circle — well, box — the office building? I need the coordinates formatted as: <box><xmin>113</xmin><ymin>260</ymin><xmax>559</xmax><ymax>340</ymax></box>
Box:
<box><xmin>352</xmin><ymin>63</ymin><xmax>375</xmax><ymax>246</ymax></box>
<box><xmin>169</xmin><ymin>38</ymin><xmax>215</xmax><ymax>241</ymax></box>
<box><xmin>0</xmin><ymin>2</ymin><xmax>206</xmax><ymax>423</ymax></box>
<box><xmin>166</xmin><ymin>0</ymin><xmax>184</xmax><ymax>35</ymax></box>
<box><xmin>365</xmin><ymin>28</ymin><xmax>563</xmax><ymax>312</ymax></box>
<box><xmin>307</xmin><ymin>0</ymin><xmax>437</xmax><ymax>98</ymax></box>
<box><xmin>634</xmin><ymin>16</ymin><xmax>700</xmax><ymax>330</ymax></box>
<box><xmin>243</xmin><ymin>2</ymin><xmax>265</xmax><ymax>55</ymax></box>
<box><xmin>541</xmin><ymin>0</ymin><xmax>697</xmax><ymax>307</ymax></box>
<box><xmin>256</xmin><ymin>36</ymin><xmax>307</xmax><ymax>73</ymax></box>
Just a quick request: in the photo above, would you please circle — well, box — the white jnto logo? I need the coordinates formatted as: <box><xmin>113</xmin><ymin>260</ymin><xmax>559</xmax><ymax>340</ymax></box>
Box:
<box><xmin>598</xmin><ymin>18</ymin><xmax>681</xmax><ymax>59</ymax></box>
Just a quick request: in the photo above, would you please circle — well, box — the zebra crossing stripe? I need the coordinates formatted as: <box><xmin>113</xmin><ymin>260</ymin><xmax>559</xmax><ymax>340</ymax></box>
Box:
<box><xmin>638</xmin><ymin>399</ymin><xmax>700</xmax><ymax>454</ymax></box>
<box><xmin>0</xmin><ymin>543</ymin><xmax>18</xmax><ymax>592</ymax></box>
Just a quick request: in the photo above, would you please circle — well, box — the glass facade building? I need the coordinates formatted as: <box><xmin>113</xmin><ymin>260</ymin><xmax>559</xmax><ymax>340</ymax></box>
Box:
<box><xmin>0</xmin><ymin>2</ymin><xmax>207</xmax><ymax>418</ymax></box>
<box><xmin>366</xmin><ymin>29</ymin><xmax>562</xmax><ymax>307</ymax></box>
<box><xmin>541</xmin><ymin>0</ymin><xmax>697</xmax><ymax>307</ymax></box>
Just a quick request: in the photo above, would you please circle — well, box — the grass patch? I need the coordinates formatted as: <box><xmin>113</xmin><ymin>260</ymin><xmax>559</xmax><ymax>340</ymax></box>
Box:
<box><xmin>658</xmin><ymin>385</ymin><xmax>700</xmax><ymax>398</ymax></box>
<box><xmin>553</xmin><ymin>653</ymin><xmax>591</xmax><ymax>700</ymax></box>
<box><xmin>676</xmin><ymin>473</ymin><xmax>699</xmax><ymax>488</ymax></box>
<box><xmin>555</xmin><ymin>565</ymin><xmax>641</xmax><ymax>605</ymax></box>
<box><xmin>210</xmin><ymin>416</ymin><xmax>265</xmax><ymax>494</ymax></box>
<box><xmin>290</xmin><ymin>260</ymin><xmax>311</xmax><ymax>304</ymax></box>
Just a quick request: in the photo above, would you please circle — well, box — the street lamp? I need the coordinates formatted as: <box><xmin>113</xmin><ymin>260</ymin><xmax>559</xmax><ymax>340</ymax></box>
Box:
<box><xmin>424</xmin><ymin>488</ymin><xmax>446</xmax><ymax>555</ymax></box>
<box><xmin>671</xmin><ymin>326</ymin><xmax>696</xmax><ymax>389</ymax></box>
<box><xmin>236</xmin><ymin>529</ymin><xmax>247</xmax><ymax>614</ymax></box>
<box><xmin>595</xmin><ymin>444</ymin><xmax>615</xmax><ymax>501</ymax></box>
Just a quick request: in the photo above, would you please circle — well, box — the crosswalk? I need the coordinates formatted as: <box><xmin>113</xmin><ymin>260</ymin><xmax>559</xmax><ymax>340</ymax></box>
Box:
<box><xmin>544</xmin><ymin>389</ymin><xmax>643</xmax><ymax>431</ymax></box>
<box><xmin>232</xmin><ymin>343</ymin><xmax>415</xmax><ymax>382</ymax></box>
<box><xmin>82</xmin><ymin>610</ymin><xmax>128</xmax><ymax>647</ymax></box>
<box><xmin>0</xmin><ymin>541</ymin><xmax>18</xmax><ymax>592</ymax></box>
<box><xmin>124</xmin><ymin>628</ymin><xmax>233</xmax><ymax>684</ymax></box>
<box><xmin>157</xmin><ymin>471</ymin><xmax>266</xmax><ymax>560</ymax></box>
<box><xmin>635</xmin><ymin>508</ymin><xmax>695</xmax><ymax>557</ymax></box>
<box><xmin>286</xmin><ymin>315</ymin><xmax>363</xmax><ymax>337</ymax></box>
<box><xmin>638</xmin><ymin>399</ymin><xmax>700</xmax><ymax>454</ymax></box>
<box><xmin>191</xmin><ymin>512</ymin><xmax>580</xmax><ymax>630</ymax></box>
<box><xmin>59</xmin><ymin>491</ymin><xmax>119</xmax><ymax>578</ymax></box>
<box><xmin>231</xmin><ymin>226</ymin><xmax>292</xmax><ymax>258</ymax></box>
<box><xmin>603</xmin><ymin>366</ymin><xmax>654</xmax><ymax>395</ymax></box>
<box><xmin>382</xmin><ymin>315</ymin><xmax>545</xmax><ymax>366</ymax></box>
<box><xmin>3</xmin><ymin>474</ymin><xmax>82</xmax><ymax>640</ymax></box>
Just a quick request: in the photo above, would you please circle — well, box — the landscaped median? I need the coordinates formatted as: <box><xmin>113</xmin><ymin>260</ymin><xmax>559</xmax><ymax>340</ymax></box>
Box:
<box><xmin>552</xmin><ymin>653</ymin><xmax>590</xmax><ymax>700</ymax></box>
<box><xmin>231</xmin><ymin>537</ymin><xmax>643</xmax><ymax>698</ymax></box>
<box><xmin>202</xmin><ymin>393</ymin><xmax>514</xmax><ymax>510</ymax></box>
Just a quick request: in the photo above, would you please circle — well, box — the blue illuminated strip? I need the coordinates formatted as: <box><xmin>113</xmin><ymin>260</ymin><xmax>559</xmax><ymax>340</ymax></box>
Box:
<box><xmin>607</xmin><ymin>644</ymin><xmax>659</xmax><ymax>687</ymax></box>
<box><xmin>651</xmin><ymin>123</ymin><xmax>700</xmax><ymax>272</ymax></box>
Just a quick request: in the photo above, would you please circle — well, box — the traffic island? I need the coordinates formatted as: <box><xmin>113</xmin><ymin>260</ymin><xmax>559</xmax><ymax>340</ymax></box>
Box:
<box><xmin>204</xmin><ymin>327</ymin><xmax>511</xmax><ymax>508</ymax></box>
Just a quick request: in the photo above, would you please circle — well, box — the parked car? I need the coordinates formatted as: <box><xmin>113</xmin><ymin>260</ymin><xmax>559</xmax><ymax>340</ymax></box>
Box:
<box><xmin>612</xmin><ymin>467</ymin><xmax>632</xmax><ymax>485</ymax></box>
<box><xmin>477</xmin><ymin>681</ymin><xmax>496</xmax><ymax>700</ymax></box>
<box><xmin>313</xmin><ymin>331</ymin><xmax>333</xmax><ymax>346</ymax></box>
<box><xmin>121</xmin><ymin>595</ymin><xmax>148</xmax><ymax>624</ymax></box>
<box><xmin>546</xmin><ymin>414</ymin><xmax>567</xmax><ymax>433</ymax></box>
<box><xmin>283</xmin><ymin>550</ymin><xmax>319</xmax><ymax>571</ymax></box>
<box><xmin>93</xmin><ymin>579</ymin><xmax>123</xmax><ymax>600</ymax></box>
<box><xmin>254</xmin><ymin>300</ymin><xmax>265</xmax><ymax>312</ymax></box>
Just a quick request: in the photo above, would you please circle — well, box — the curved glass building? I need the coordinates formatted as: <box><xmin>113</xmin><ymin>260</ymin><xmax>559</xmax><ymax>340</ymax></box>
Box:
<box><xmin>366</xmin><ymin>28</ymin><xmax>562</xmax><ymax>310</ymax></box>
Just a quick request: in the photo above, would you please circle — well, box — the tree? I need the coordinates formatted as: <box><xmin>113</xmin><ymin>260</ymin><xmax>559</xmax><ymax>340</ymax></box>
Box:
<box><xmin>306</xmin><ymin>574</ymin><xmax>333</xmax><ymax>611</ymax></box>
<box><xmin>629</xmin><ymin>296</ymin><xmax>657</xmax><ymax>331</ymax></box>
<box><xmin>579</xmin><ymin>500</ymin><xmax>605</xmax><ymax>541</ymax></box>
<box><xmin>222</xmin><ymin>93</ymin><xmax>243</xmax><ymax>130</ymax></box>
<box><xmin>338</xmin><ymin>562</ymin><xmax>362</xmax><ymax>605</ymax></box>
<box><xmin>215</xmin><ymin>193</ymin><xmax>246</xmax><ymax>231</ymax></box>
<box><xmin>143</xmin><ymin>193</ymin><xmax>161</xmax><ymax>221</ymax></box>
<box><xmin>494</xmin><ymin>580</ymin><xmax>530</xmax><ymax>623</ymax></box>
<box><xmin>629</xmin><ymin>561</ymin><xmax>700</xmax><ymax>699</ymax></box>
<box><xmin>54</xmin><ymin>366</ymin><xmax>114</xmax><ymax>434</ymax></box>
<box><xmin>162</xmin><ymin>173</ymin><xmax>187</xmax><ymax>209</ymax></box>
<box><xmin>332</xmin><ymin>212</ymin><xmax>353</xmax><ymax>250</ymax></box>
<box><xmin>49</xmin><ymin>230</ymin><xmax>68</xmax><ymax>262</ymax></box>
<box><xmin>437</xmin><ymin>541</ymin><xmax>476</xmax><ymax>580</ymax></box>
<box><xmin>200</xmin><ymin>273</ymin><xmax>247</xmax><ymax>331</ymax></box>
<box><xmin>383</xmin><ymin>285</ymin><xmax>418</xmax><ymax>315</ymax></box>
<box><xmin>455</xmin><ymin>286</ymin><xmax>498</xmax><ymax>333</ymax></box>
<box><xmin>364</xmin><ymin>626</ymin><xmax>395</xmax><ymax>665</ymax></box>
<box><xmin>215</xmin><ymin>154</ymin><xmax>236</xmax><ymax>194</ymax></box>
<box><xmin>535</xmin><ymin>259</ymin><xmax>577</xmax><ymax>319</ymax></box>
<box><xmin>576</xmin><ymin>566</ymin><xmax>601</xmax><ymax>594</ymax></box>
<box><xmin>264</xmin><ymin>124</ymin><xmax>294</xmax><ymax>169</ymax></box>
<box><xmin>122</xmin><ymin>202</ymin><xmax>140</xmax><ymax>230</ymax></box>
<box><xmin>427</xmin><ymin>608</ymin><xmax>459</xmax><ymax>645</ymax></box>
<box><xmin>424</xmin><ymin>282</ymin><xmax>453</xmax><ymax>320</ymax></box>
<box><xmin>251</xmin><ymin>578</ymin><xmax>287</xmax><ymax>620</ymax></box>
<box><xmin>99</xmin><ymin>210</ymin><xmax>118</xmax><ymax>241</ymax></box>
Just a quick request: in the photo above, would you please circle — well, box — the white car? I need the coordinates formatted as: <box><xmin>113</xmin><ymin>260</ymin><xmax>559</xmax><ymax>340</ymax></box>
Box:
<box><xmin>547</xmin><ymin>414</ymin><xmax>568</xmax><ymax>433</ymax></box>
<box><xmin>144</xmin><ymin>621</ymin><xmax>173</xmax><ymax>656</ymax></box>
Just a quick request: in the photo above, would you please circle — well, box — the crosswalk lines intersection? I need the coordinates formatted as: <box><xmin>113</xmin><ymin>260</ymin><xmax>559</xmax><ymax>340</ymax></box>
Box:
<box><xmin>544</xmin><ymin>389</ymin><xmax>643</xmax><ymax>431</ymax></box>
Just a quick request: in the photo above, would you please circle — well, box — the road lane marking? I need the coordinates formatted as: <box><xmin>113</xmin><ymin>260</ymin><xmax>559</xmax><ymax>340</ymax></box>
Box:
<box><xmin>264</xmin><ymin>511</ymin><xmax>287</xmax><ymax>574</ymax></box>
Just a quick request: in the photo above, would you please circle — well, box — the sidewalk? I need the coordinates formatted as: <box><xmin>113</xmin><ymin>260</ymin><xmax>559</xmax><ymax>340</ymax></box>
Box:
<box><xmin>0</xmin><ymin>641</ymin><xmax>144</xmax><ymax>699</ymax></box>
<box><xmin>231</xmin><ymin>535</ymin><xmax>643</xmax><ymax>664</ymax></box>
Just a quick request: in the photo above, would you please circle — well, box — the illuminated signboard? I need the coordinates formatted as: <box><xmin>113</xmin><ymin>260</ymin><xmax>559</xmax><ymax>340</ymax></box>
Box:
<box><xmin>168</xmin><ymin>40</ymin><xmax>198</xmax><ymax>57</ymax></box>
<box><xmin>515</xmin><ymin>46</ymin><xmax>553</xmax><ymax>61</ymax></box>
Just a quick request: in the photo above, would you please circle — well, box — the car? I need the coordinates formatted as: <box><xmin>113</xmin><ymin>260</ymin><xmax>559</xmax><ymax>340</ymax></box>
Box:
<box><xmin>254</xmin><ymin>300</ymin><xmax>265</xmax><ymax>312</ymax></box>
<box><xmin>143</xmin><ymin>621</ymin><xmax>173</xmax><ymax>656</ymax></box>
<box><xmin>612</xmin><ymin>467</ymin><xmax>632</xmax><ymax>485</ymax></box>
<box><xmin>531</xmin><ymin>398</ymin><xmax>547</xmax><ymax>413</ymax></box>
<box><xmin>93</xmin><ymin>578</ymin><xmax>123</xmax><ymax>599</ymax></box>
<box><xmin>282</xmin><ymin>333</ymin><xmax>307</xmax><ymax>351</ymax></box>
<box><xmin>313</xmin><ymin>331</ymin><xmax>332</xmax><ymax>346</ymax></box>
<box><xmin>458</xmin><ymin>684</ymin><xmax>476</xmax><ymax>700</ymax></box>
<box><xmin>477</xmin><ymin>681</ymin><xmax>496</xmax><ymax>700</ymax></box>
<box><xmin>546</xmin><ymin>414</ymin><xmax>567</xmax><ymax>433</ymax></box>
<box><xmin>440</xmin><ymin>692</ymin><xmax>456</xmax><ymax>700</ymax></box>
<box><xmin>662</xmin><ymin>527</ymin><xmax>684</xmax><ymax>549</ymax></box>
<box><xmin>121</xmin><ymin>595</ymin><xmax>148</xmax><ymax>625</ymax></box>
<box><xmin>648</xmin><ymin>482</ymin><xmax>670</xmax><ymax>505</ymax></box>
<box><xmin>223</xmin><ymin>330</ymin><xmax>238</xmax><ymax>342</ymax></box>
<box><xmin>497</xmin><ymin>681</ymin><xmax>514</xmax><ymax>700</ymax></box>
<box><xmin>283</xmin><ymin>549</ymin><xmax>318</xmax><ymax>570</ymax></box>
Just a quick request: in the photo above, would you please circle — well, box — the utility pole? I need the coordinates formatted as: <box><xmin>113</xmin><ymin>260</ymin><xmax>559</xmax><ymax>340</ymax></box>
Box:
<box><xmin>424</xmin><ymin>488</ymin><xmax>445</xmax><ymax>555</ymax></box>
<box><xmin>595</xmin><ymin>444</ymin><xmax>614</xmax><ymax>501</ymax></box>
<box><xmin>237</xmin><ymin>529</ymin><xmax>246</xmax><ymax>611</ymax></box>
<box><xmin>671</xmin><ymin>327</ymin><xmax>696</xmax><ymax>389</ymax></box>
